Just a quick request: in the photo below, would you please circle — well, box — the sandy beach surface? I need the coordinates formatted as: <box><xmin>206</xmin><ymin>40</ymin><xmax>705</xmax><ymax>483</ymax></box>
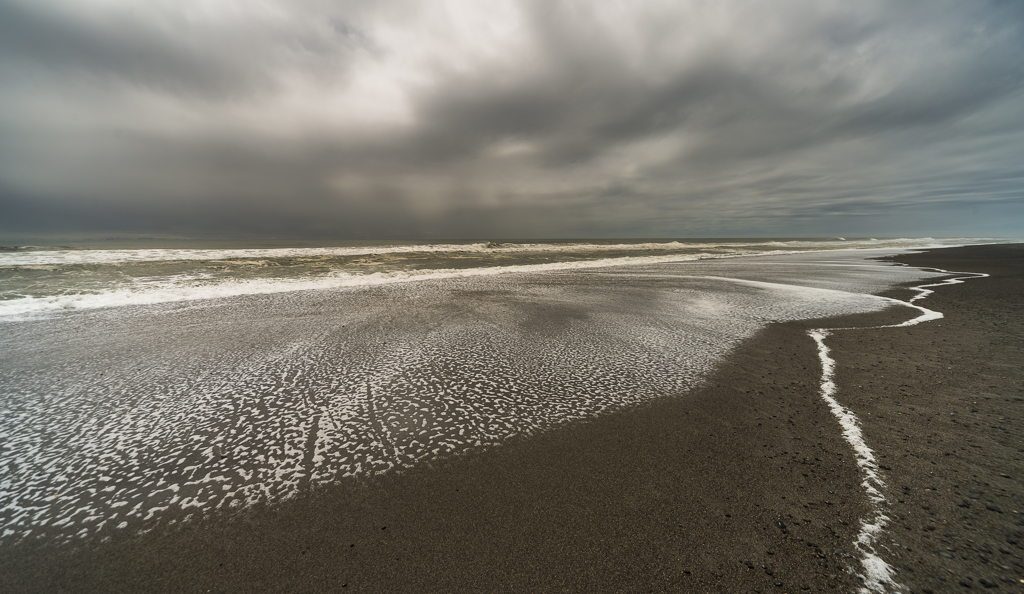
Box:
<box><xmin>1</xmin><ymin>243</ymin><xmax>1021</xmax><ymax>593</ymax></box>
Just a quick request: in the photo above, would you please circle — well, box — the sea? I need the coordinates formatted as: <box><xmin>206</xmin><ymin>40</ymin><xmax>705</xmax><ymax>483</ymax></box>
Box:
<box><xmin>0</xmin><ymin>237</ymin><xmax>1010</xmax><ymax>319</ymax></box>
<box><xmin>0</xmin><ymin>237</ymin><xmax>1014</xmax><ymax>546</ymax></box>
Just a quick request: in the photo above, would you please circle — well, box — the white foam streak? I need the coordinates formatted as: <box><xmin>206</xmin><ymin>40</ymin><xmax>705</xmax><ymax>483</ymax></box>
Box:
<box><xmin>808</xmin><ymin>269</ymin><xmax>987</xmax><ymax>593</ymax></box>
<box><xmin>810</xmin><ymin>329</ymin><xmax>895</xmax><ymax>591</ymax></box>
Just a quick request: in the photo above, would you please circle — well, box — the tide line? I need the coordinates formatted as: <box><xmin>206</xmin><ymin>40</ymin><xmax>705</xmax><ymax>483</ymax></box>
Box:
<box><xmin>808</xmin><ymin>269</ymin><xmax>988</xmax><ymax>593</ymax></box>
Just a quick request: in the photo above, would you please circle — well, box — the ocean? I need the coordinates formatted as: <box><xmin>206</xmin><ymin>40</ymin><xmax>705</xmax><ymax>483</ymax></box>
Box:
<box><xmin>0</xmin><ymin>237</ymin><xmax>1008</xmax><ymax>319</ymax></box>
<box><xmin>0</xmin><ymin>237</ymin><xmax>1013</xmax><ymax>545</ymax></box>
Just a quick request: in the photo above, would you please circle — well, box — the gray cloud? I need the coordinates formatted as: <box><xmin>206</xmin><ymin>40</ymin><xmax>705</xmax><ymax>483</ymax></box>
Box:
<box><xmin>1</xmin><ymin>0</ymin><xmax>1023</xmax><ymax>240</ymax></box>
<box><xmin>0</xmin><ymin>0</ymin><xmax>372</xmax><ymax>98</ymax></box>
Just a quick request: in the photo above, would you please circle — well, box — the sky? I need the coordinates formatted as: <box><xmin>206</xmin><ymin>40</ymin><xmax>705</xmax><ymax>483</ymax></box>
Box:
<box><xmin>1</xmin><ymin>0</ymin><xmax>1023</xmax><ymax>241</ymax></box>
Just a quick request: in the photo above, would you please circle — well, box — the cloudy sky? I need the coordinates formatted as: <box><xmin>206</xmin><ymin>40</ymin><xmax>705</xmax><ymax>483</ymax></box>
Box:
<box><xmin>1</xmin><ymin>0</ymin><xmax>1022</xmax><ymax>240</ymax></box>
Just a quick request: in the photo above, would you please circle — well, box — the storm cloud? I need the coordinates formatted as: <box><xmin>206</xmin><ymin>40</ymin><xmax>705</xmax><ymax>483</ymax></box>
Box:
<box><xmin>2</xmin><ymin>0</ymin><xmax>1022</xmax><ymax>239</ymax></box>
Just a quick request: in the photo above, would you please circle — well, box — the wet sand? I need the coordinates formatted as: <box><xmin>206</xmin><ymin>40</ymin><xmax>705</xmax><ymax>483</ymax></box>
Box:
<box><xmin>1</xmin><ymin>243</ymin><xmax>1021</xmax><ymax>593</ymax></box>
<box><xmin>839</xmin><ymin>245</ymin><xmax>1024</xmax><ymax>592</ymax></box>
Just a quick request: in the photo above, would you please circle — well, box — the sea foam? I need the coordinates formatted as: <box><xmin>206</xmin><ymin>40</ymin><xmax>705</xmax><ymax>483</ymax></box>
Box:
<box><xmin>0</xmin><ymin>252</ymin><xmax>734</xmax><ymax>319</ymax></box>
<box><xmin>0</xmin><ymin>237</ymin><xmax>973</xmax><ymax>267</ymax></box>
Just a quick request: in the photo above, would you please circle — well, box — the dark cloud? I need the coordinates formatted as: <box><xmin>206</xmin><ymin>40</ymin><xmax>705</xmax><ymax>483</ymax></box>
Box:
<box><xmin>1</xmin><ymin>0</ymin><xmax>1022</xmax><ymax>240</ymax></box>
<box><xmin>0</xmin><ymin>0</ymin><xmax>370</xmax><ymax>98</ymax></box>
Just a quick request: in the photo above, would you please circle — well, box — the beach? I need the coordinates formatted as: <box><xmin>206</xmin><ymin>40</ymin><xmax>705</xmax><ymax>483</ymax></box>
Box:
<box><xmin>1</xmin><ymin>243</ymin><xmax>1021</xmax><ymax>593</ymax></box>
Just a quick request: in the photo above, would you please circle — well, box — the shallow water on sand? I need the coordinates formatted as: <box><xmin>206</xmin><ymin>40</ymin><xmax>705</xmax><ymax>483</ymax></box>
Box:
<box><xmin>0</xmin><ymin>250</ymin><xmax>955</xmax><ymax>544</ymax></box>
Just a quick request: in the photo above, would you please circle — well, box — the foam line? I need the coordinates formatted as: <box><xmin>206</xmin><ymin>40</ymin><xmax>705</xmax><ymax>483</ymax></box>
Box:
<box><xmin>0</xmin><ymin>240</ymin><xmax>780</xmax><ymax>266</ymax></box>
<box><xmin>808</xmin><ymin>269</ymin><xmax>988</xmax><ymax>593</ymax></box>
<box><xmin>0</xmin><ymin>237</ymin><xmax>966</xmax><ymax>267</ymax></box>
<box><xmin>1</xmin><ymin>251</ymin><xmax>795</xmax><ymax>320</ymax></box>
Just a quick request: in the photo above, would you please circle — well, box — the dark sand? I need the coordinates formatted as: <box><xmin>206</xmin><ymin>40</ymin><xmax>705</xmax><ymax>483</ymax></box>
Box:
<box><xmin>2</xmin><ymin>244</ymin><xmax>1021</xmax><ymax>593</ymax></box>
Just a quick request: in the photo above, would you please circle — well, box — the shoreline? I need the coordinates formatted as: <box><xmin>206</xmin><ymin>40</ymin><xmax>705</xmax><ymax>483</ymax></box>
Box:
<box><xmin>2</xmin><ymin>244</ymin><xmax>1021</xmax><ymax>593</ymax></box>
<box><xmin>836</xmin><ymin>245</ymin><xmax>1024</xmax><ymax>592</ymax></box>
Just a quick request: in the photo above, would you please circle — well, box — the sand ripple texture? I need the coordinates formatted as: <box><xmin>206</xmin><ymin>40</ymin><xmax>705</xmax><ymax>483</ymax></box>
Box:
<box><xmin>0</xmin><ymin>253</ymin><xmax>944</xmax><ymax>545</ymax></box>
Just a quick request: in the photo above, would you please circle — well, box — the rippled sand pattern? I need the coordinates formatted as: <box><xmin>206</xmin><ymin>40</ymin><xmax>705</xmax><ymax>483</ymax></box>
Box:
<box><xmin>0</xmin><ymin>255</ymin><xmax>944</xmax><ymax>544</ymax></box>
